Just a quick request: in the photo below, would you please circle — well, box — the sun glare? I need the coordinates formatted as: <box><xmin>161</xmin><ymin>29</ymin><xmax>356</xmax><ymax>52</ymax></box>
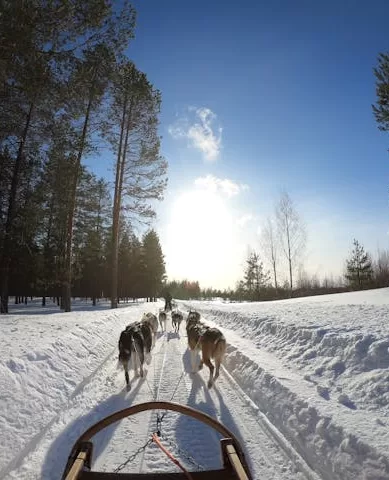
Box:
<box><xmin>165</xmin><ymin>189</ymin><xmax>236</xmax><ymax>287</ymax></box>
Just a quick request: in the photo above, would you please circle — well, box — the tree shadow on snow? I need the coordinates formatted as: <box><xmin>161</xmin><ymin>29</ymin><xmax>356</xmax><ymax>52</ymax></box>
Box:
<box><xmin>41</xmin><ymin>378</ymin><xmax>145</xmax><ymax>479</ymax></box>
<box><xmin>8</xmin><ymin>299</ymin><xmax>143</xmax><ymax>316</ymax></box>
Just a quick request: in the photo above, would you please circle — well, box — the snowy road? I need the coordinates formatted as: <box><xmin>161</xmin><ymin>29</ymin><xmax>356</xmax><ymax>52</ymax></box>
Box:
<box><xmin>4</xmin><ymin>310</ymin><xmax>320</xmax><ymax>480</ymax></box>
<box><xmin>3</xmin><ymin>291</ymin><xmax>389</xmax><ymax>479</ymax></box>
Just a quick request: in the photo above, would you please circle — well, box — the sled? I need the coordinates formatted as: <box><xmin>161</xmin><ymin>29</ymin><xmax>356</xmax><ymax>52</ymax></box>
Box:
<box><xmin>62</xmin><ymin>401</ymin><xmax>253</xmax><ymax>480</ymax></box>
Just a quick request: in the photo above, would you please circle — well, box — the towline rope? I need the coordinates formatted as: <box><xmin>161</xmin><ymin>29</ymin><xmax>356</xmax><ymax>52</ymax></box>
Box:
<box><xmin>152</xmin><ymin>433</ymin><xmax>194</xmax><ymax>480</ymax></box>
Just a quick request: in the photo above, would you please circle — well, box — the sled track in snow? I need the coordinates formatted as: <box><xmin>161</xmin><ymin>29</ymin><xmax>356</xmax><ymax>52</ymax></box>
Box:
<box><xmin>219</xmin><ymin>366</ymin><xmax>321</xmax><ymax>480</ymax></box>
<box><xmin>5</xmin><ymin>332</ymin><xmax>170</xmax><ymax>479</ymax></box>
<box><xmin>137</xmin><ymin>331</ymin><xmax>170</xmax><ymax>473</ymax></box>
<box><xmin>129</xmin><ymin>327</ymin><xmax>321</xmax><ymax>479</ymax></box>
<box><xmin>5</xmin><ymin>318</ymin><xmax>323</xmax><ymax>479</ymax></box>
<box><xmin>138</xmin><ymin>330</ymin><xmax>225</xmax><ymax>475</ymax></box>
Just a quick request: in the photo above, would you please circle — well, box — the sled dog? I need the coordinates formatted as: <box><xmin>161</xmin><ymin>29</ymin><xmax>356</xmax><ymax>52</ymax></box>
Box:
<box><xmin>158</xmin><ymin>310</ymin><xmax>167</xmax><ymax>332</ymax></box>
<box><xmin>171</xmin><ymin>310</ymin><xmax>184</xmax><ymax>333</ymax></box>
<box><xmin>186</xmin><ymin>310</ymin><xmax>201</xmax><ymax>327</ymax></box>
<box><xmin>186</xmin><ymin>312</ymin><xmax>226</xmax><ymax>388</ymax></box>
<box><xmin>141</xmin><ymin>312</ymin><xmax>158</xmax><ymax>346</ymax></box>
<box><xmin>118</xmin><ymin>323</ymin><xmax>145</xmax><ymax>390</ymax></box>
<box><xmin>199</xmin><ymin>327</ymin><xmax>226</xmax><ymax>388</ymax></box>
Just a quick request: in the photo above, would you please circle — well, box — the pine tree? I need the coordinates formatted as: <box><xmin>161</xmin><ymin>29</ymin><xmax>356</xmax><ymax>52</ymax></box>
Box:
<box><xmin>142</xmin><ymin>230</ymin><xmax>166</xmax><ymax>302</ymax></box>
<box><xmin>73</xmin><ymin>173</ymin><xmax>112</xmax><ymax>305</ymax></box>
<box><xmin>109</xmin><ymin>62</ymin><xmax>167</xmax><ymax>308</ymax></box>
<box><xmin>345</xmin><ymin>239</ymin><xmax>373</xmax><ymax>289</ymax></box>
<box><xmin>243</xmin><ymin>251</ymin><xmax>270</xmax><ymax>300</ymax></box>
<box><xmin>34</xmin><ymin>121</ymin><xmax>76</xmax><ymax>304</ymax></box>
<box><xmin>118</xmin><ymin>231</ymin><xmax>132</xmax><ymax>301</ymax></box>
<box><xmin>128</xmin><ymin>234</ymin><xmax>147</xmax><ymax>300</ymax></box>
<box><xmin>373</xmin><ymin>53</ymin><xmax>389</xmax><ymax>132</ymax></box>
<box><xmin>0</xmin><ymin>0</ymin><xmax>136</xmax><ymax>313</ymax></box>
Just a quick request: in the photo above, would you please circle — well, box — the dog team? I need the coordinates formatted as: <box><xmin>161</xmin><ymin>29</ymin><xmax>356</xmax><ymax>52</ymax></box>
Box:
<box><xmin>118</xmin><ymin>307</ymin><xmax>226</xmax><ymax>390</ymax></box>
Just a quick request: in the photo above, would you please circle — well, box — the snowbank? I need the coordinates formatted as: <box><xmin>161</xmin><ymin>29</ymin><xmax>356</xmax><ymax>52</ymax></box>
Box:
<box><xmin>0</xmin><ymin>302</ymin><xmax>149</xmax><ymax>478</ymax></box>
<box><xmin>182</xmin><ymin>288</ymin><xmax>389</xmax><ymax>480</ymax></box>
<box><xmin>2</xmin><ymin>290</ymin><xmax>389</xmax><ymax>479</ymax></box>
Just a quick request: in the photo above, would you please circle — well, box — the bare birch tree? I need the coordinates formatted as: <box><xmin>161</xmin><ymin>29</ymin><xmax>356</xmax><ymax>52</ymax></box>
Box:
<box><xmin>275</xmin><ymin>192</ymin><xmax>306</xmax><ymax>292</ymax></box>
<box><xmin>261</xmin><ymin>217</ymin><xmax>279</xmax><ymax>291</ymax></box>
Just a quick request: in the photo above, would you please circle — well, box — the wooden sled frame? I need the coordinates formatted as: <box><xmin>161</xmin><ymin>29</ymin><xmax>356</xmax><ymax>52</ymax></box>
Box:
<box><xmin>62</xmin><ymin>401</ymin><xmax>253</xmax><ymax>480</ymax></box>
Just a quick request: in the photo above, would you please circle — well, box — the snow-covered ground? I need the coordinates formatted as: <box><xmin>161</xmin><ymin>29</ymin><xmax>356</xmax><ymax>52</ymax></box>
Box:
<box><xmin>1</xmin><ymin>289</ymin><xmax>389</xmax><ymax>479</ymax></box>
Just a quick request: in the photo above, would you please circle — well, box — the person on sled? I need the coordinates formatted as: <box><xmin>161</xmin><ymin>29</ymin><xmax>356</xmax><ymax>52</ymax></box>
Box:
<box><xmin>164</xmin><ymin>292</ymin><xmax>173</xmax><ymax>311</ymax></box>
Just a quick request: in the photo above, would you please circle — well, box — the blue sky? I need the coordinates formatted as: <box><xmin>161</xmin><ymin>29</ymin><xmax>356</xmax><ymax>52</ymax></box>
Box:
<box><xmin>92</xmin><ymin>1</ymin><xmax>389</xmax><ymax>289</ymax></box>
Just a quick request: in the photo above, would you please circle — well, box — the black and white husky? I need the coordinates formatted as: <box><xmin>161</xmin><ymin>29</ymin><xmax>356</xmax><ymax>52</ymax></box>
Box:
<box><xmin>118</xmin><ymin>322</ymin><xmax>151</xmax><ymax>390</ymax></box>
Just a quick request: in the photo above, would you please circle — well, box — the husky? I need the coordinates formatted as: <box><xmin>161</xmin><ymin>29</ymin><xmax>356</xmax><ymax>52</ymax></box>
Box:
<box><xmin>186</xmin><ymin>312</ymin><xmax>226</xmax><ymax>388</ymax></box>
<box><xmin>171</xmin><ymin>310</ymin><xmax>184</xmax><ymax>333</ymax></box>
<box><xmin>158</xmin><ymin>310</ymin><xmax>167</xmax><ymax>332</ymax></box>
<box><xmin>118</xmin><ymin>323</ymin><xmax>145</xmax><ymax>391</ymax></box>
<box><xmin>141</xmin><ymin>312</ymin><xmax>158</xmax><ymax>347</ymax></box>
<box><xmin>199</xmin><ymin>327</ymin><xmax>226</xmax><ymax>388</ymax></box>
<box><xmin>137</xmin><ymin>321</ymin><xmax>153</xmax><ymax>364</ymax></box>
<box><xmin>186</xmin><ymin>309</ymin><xmax>201</xmax><ymax>326</ymax></box>
<box><xmin>186</xmin><ymin>320</ymin><xmax>206</xmax><ymax>371</ymax></box>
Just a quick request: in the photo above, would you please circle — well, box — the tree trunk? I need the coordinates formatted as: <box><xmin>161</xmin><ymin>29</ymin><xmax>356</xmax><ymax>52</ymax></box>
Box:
<box><xmin>111</xmin><ymin>96</ymin><xmax>130</xmax><ymax>309</ymax></box>
<box><xmin>60</xmin><ymin>285</ymin><xmax>66</xmax><ymax>309</ymax></box>
<box><xmin>272</xmin><ymin>255</ymin><xmax>278</xmax><ymax>292</ymax></box>
<box><xmin>0</xmin><ymin>102</ymin><xmax>34</xmax><ymax>314</ymax></box>
<box><xmin>286</xmin><ymin>223</ymin><xmax>293</xmax><ymax>295</ymax></box>
<box><xmin>63</xmin><ymin>84</ymin><xmax>95</xmax><ymax>312</ymax></box>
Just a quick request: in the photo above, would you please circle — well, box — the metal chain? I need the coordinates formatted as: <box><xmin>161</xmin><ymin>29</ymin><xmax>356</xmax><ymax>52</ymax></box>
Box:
<box><xmin>136</xmin><ymin>332</ymin><xmax>168</xmax><ymax>473</ymax></box>
<box><xmin>159</xmin><ymin>433</ymin><xmax>205</xmax><ymax>472</ymax></box>
<box><xmin>169</xmin><ymin>370</ymin><xmax>185</xmax><ymax>403</ymax></box>
<box><xmin>113</xmin><ymin>438</ymin><xmax>153</xmax><ymax>473</ymax></box>
<box><xmin>155</xmin><ymin>369</ymin><xmax>186</xmax><ymax>435</ymax></box>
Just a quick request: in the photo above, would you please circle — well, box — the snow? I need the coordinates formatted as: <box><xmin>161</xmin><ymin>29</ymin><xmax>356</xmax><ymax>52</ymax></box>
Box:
<box><xmin>1</xmin><ymin>290</ymin><xmax>389</xmax><ymax>479</ymax></box>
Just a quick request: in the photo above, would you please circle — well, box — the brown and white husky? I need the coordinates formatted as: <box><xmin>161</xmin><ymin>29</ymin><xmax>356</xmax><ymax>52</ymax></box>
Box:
<box><xmin>158</xmin><ymin>310</ymin><xmax>167</xmax><ymax>332</ymax></box>
<box><xmin>186</xmin><ymin>311</ymin><xmax>226</xmax><ymax>388</ymax></box>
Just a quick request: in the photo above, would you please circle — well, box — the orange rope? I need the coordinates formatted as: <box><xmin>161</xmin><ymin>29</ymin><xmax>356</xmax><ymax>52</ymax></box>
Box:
<box><xmin>152</xmin><ymin>433</ymin><xmax>194</xmax><ymax>480</ymax></box>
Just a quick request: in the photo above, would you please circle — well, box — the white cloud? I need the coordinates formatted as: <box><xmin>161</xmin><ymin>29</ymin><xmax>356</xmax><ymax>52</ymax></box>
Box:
<box><xmin>168</xmin><ymin>106</ymin><xmax>222</xmax><ymax>161</ymax></box>
<box><xmin>194</xmin><ymin>174</ymin><xmax>249</xmax><ymax>198</ymax></box>
<box><xmin>237</xmin><ymin>214</ymin><xmax>254</xmax><ymax>227</ymax></box>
